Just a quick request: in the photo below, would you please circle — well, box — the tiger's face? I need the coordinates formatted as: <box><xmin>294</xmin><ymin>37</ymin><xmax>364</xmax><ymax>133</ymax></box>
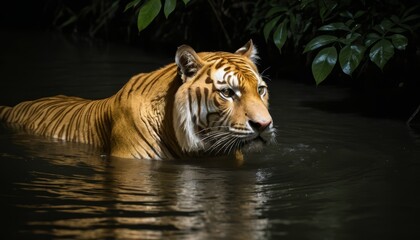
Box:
<box><xmin>173</xmin><ymin>40</ymin><xmax>276</xmax><ymax>156</ymax></box>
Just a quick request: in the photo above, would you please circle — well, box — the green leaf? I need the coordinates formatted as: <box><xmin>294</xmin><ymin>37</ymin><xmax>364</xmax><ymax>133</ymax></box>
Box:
<box><xmin>339</xmin><ymin>10</ymin><xmax>353</xmax><ymax>18</ymax></box>
<box><xmin>303</xmin><ymin>18</ymin><xmax>312</xmax><ymax>32</ymax></box>
<box><xmin>402</xmin><ymin>5</ymin><xmax>420</xmax><ymax>20</ymax></box>
<box><xmin>351</xmin><ymin>23</ymin><xmax>361</xmax><ymax>31</ymax></box>
<box><xmin>389</xmin><ymin>27</ymin><xmax>406</xmax><ymax>33</ymax></box>
<box><xmin>319</xmin><ymin>22</ymin><xmax>350</xmax><ymax>31</ymax></box>
<box><xmin>312</xmin><ymin>46</ymin><xmax>337</xmax><ymax>85</ymax></box>
<box><xmin>354</xmin><ymin>10</ymin><xmax>365</xmax><ymax>19</ymax></box>
<box><xmin>289</xmin><ymin>13</ymin><xmax>296</xmax><ymax>34</ymax></box>
<box><xmin>319</xmin><ymin>1</ymin><xmax>337</xmax><ymax>22</ymax></box>
<box><xmin>303</xmin><ymin>35</ymin><xmax>337</xmax><ymax>53</ymax></box>
<box><xmin>340</xmin><ymin>32</ymin><xmax>361</xmax><ymax>45</ymax></box>
<box><xmin>339</xmin><ymin>45</ymin><xmax>365</xmax><ymax>75</ymax></box>
<box><xmin>399</xmin><ymin>23</ymin><xmax>417</xmax><ymax>32</ymax></box>
<box><xmin>164</xmin><ymin>0</ymin><xmax>176</xmax><ymax>18</ymax></box>
<box><xmin>345</xmin><ymin>19</ymin><xmax>354</xmax><ymax>27</ymax></box>
<box><xmin>57</xmin><ymin>15</ymin><xmax>78</xmax><ymax>29</ymax></box>
<box><xmin>401</xmin><ymin>14</ymin><xmax>420</xmax><ymax>23</ymax></box>
<box><xmin>137</xmin><ymin>0</ymin><xmax>162</xmax><ymax>32</ymax></box>
<box><xmin>273</xmin><ymin>19</ymin><xmax>289</xmax><ymax>52</ymax></box>
<box><xmin>390</xmin><ymin>34</ymin><xmax>408</xmax><ymax>50</ymax></box>
<box><xmin>265</xmin><ymin>6</ymin><xmax>288</xmax><ymax>18</ymax></box>
<box><xmin>263</xmin><ymin>16</ymin><xmax>281</xmax><ymax>42</ymax></box>
<box><xmin>390</xmin><ymin>15</ymin><xmax>400</xmax><ymax>23</ymax></box>
<box><xmin>182</xmin><ymin>0</ymin><xmax>191</xmax><ymax>5</ymax></box>
<box><xmin>369</xmin><ymin>39</ymin><xmax>394</xmax><ymax>70</ymax></box>
<box><xmin>125</xmin><ymin>0</ymin><xmax>141</xmax><ymax>12</ymax></box>
<box><xmin>379</xmin><ymin>19</ymin><xmax>395</xmax><ymax>31</ymax></box>
<box><xmin>372</xmin><ymin>25</ymin><xmax>385</xmax><ymax>35</ymax></box>
<box><xmin>300</xmin><ymin>0</ymin><xmax>314</xmax><ymax>8</ymax></box>
<box><xmin>365</xmin><ymin>32</ymin><xmax>381</xmax><ymax>47</ymax></box>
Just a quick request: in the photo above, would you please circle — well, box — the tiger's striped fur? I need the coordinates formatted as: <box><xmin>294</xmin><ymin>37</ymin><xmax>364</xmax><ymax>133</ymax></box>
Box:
<box><xmin>0</xmin><ymin>40</ymin><xmax>276</xmax><ymax>160</ymax></box>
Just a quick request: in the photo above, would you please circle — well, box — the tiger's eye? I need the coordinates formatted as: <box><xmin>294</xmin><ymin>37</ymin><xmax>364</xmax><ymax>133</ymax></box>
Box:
<box><xmin>220</xmin><ymin>88</ymin><xmax>235</xmax><ymax>98</ymax></box>
<box><xmin>258</xmin><ymin>86</ymin><xmax>266</xmax><ymax>96</ymax></box>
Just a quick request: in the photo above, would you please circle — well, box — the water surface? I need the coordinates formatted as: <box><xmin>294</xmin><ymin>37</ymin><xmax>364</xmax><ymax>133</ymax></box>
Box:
<box><xmin>1</xmin><ymin>30</ymin><xmax>420</xmax><ymax>239</ymax></box>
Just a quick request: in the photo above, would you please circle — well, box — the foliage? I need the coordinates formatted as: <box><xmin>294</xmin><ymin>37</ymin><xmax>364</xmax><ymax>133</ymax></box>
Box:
<box><xmin>50</xmin><ymin>0</ymin><xmax>419</xmax><ymax>86</ymax></box>
<box><xmin>122</xmin><ymin>0</ymin><xmax>252</xmax><ymax>48</ymax></box>
<box><xmin>124</xmin><ymin>0</ymin><xmax>190</xmax><ymax>32</ymax></box>
<box><xmin>49</xmin><ymin>0</ymin><xmax>251</xmax><ymax>48</ymax></box>
<box><xmin>124</xmin><ymin>0</ymin><xmax>420</xmax><ymax>85</ymax></box>
<box><xmin>252</xmin><ymin>0</ymin><xmax>420</xmax><ymax>85</ymax></box>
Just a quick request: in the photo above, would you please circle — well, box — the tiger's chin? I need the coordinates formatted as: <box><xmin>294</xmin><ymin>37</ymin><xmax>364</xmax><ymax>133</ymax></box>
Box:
<box><xmin>241</xmin><ymin>136</ymin><xmax>267</xmax><ymax>153</ymax></box>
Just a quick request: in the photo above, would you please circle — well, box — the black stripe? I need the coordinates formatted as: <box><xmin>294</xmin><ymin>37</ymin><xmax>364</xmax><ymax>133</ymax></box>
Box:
<box><xmin>215</xmin><ymin>59</ymin><xmax>225</xmax><ymax>69</ymax></box>
<box><xmin>130</xmin><ymin>74</ymin><xmax>146</xmax><ymax>92</ymax></box>
<box><xmin>205</xmin><ymin>77</ymin><xmax>213</xmax><ymax>84</ymax></box>
<box><xmin>51</xmin><ymin>103</ymin><xmax>80</xmax><ymax>137</ymax></box>
<box><xmin>134</xmin><ymin>118</ymin><xmax>160</xmax><ymax>158</ymax></box>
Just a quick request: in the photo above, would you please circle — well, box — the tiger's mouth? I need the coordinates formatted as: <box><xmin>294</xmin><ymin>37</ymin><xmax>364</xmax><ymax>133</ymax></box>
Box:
<box><xmin>198</xmin><ymin>126</ymin><xmax>275</xmax><ymax>154</ymax></box>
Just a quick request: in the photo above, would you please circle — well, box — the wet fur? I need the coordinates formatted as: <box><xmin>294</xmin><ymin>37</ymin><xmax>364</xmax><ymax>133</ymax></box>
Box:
<box><xmin>0</xmin><ymin>41</ymin><xmax>275</xmax><ymax>160</ymax></box>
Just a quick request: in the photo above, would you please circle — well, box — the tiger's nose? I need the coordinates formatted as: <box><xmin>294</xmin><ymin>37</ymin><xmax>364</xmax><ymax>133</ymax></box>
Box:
<box><xmin>248</xmin><ymin>119</ymin><xmax>272</xmax><ymax>132</ymax></box>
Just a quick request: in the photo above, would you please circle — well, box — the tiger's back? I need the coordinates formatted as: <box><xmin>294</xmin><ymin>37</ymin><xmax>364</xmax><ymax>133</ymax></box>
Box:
<box><xmin>0</xmin><ymin>63</ymin><xmax>183</xmax><ymax>160</ymax></box>
<box><xmin>0</xmin><ymin>95</ymin><xmax>113</xmax><ymax>148</ymax></box>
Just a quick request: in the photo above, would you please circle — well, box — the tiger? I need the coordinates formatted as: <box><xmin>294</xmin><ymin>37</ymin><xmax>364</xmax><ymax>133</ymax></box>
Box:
<box><xmin>0</xmin><ymin>40</ymin><xmax>276</xmax><ymax>160</ymax></box>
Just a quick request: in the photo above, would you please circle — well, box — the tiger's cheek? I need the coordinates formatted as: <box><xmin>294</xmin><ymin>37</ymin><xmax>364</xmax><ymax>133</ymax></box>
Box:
<box><xmin>204</xmin><ymin>94</ymin><xmax>229</xmax><ymax>125</ymax></box>
<box><xmin>263</xmin><ymin>92</ymin><xmax>270</xmax><ymax>106</ymax></box>
<box><xmin>215</xmin><ymin>93</ymin><xmax>234</xmax><ymax>111</ymax></box>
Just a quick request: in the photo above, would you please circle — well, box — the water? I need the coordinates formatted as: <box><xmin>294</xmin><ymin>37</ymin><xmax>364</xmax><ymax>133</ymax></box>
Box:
<box><xmin>1</xmin><ymin>30</ymin><xmax>420</xmax><ymax>239</ymax></box>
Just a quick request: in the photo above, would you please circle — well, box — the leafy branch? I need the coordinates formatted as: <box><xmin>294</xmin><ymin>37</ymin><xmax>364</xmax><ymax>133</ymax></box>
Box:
<box><xmin>259</xmin><ymin>0</ymin><xmax>420</xmax><ymax>85</ymax></box>
<box><xmin>51</xmin><ymin>0</ymin><xmax>419</xmax><ymax>86</ymax></box>
<box><xmin>124</xmin><ymin>0</ymin><xmax>191</xmax><ymax>32</ymax></box>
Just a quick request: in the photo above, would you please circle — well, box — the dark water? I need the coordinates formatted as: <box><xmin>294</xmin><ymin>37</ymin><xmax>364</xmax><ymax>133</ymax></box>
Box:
<box><xmin>1</xmin><ymin>30</ymin><xmax>420</xmax><ymax>239</ymax></box>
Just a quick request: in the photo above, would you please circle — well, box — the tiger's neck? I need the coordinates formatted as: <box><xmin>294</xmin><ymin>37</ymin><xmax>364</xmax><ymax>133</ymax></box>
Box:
<box><xmin>108</xmin><ymin>64</ymin><xmax>184</xmax><ymax>160</ymax></box>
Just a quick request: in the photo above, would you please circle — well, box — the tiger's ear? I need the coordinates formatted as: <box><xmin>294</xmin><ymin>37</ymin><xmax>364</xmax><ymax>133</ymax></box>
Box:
<box><xmin>235</xmin><ymin>39</ymin><xmax>259</xmax><ymax>63</ymax></box>
<box><xmin>175</xmin><ymin>45</ymin><xmax>205</xmax><ymax>82</ymax></box>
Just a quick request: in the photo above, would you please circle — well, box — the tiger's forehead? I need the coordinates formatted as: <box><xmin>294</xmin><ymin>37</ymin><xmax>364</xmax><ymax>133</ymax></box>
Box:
<box><xmin>210</xmin><ymin>58</ymin><xmax>262</xmax><ymax>89</ymax></box>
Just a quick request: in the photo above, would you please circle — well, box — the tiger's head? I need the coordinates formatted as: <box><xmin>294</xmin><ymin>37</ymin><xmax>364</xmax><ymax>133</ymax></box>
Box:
<box><xmin>173</xmin><ymin>40</ymin><xmax>276</xmax><ymax>156</ymax></box>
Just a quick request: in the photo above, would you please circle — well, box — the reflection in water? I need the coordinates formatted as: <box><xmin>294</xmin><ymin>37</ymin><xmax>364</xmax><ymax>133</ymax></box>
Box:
<box><xmin>1</xmin><ymin>133</ymin><xmax>271</xmax><ymax>239</ymax></box>
<box><xmin>3</xmin><ymin>123</ymin><xmax>420</xmax><ymax>239</ymax></box>
<box><xmin>1</xmin><ymin>31</ymin><xmax>420</xmax><ymax>239</ymax></box>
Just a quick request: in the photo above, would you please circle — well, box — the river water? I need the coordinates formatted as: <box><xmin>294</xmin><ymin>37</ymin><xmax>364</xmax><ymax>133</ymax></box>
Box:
<box><xmin>1</xmin><ymin>30</ymin><xmax>420</xmax><ymax>239</ymax></box>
